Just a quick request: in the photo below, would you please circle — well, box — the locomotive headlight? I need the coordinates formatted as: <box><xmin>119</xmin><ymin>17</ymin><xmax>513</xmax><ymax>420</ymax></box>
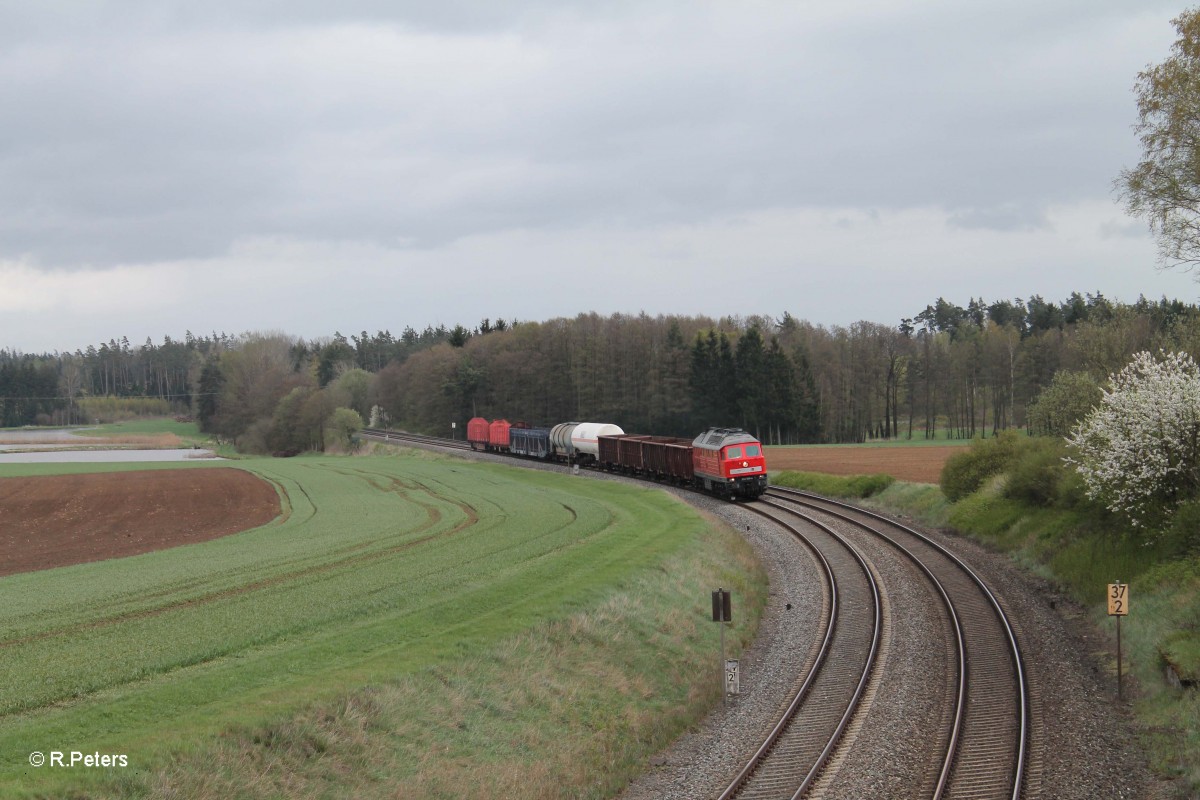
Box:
<box><xmin>742</xmin><ymin>461</ymin><xmax>748</xmax><ymax>468</ymax></box>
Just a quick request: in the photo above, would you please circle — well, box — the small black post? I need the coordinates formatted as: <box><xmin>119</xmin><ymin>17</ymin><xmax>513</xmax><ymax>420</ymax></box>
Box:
<box><xmin>712</xmin><ymin>589</ymin><xmax>732</xmax><ymax>702</ymax></box>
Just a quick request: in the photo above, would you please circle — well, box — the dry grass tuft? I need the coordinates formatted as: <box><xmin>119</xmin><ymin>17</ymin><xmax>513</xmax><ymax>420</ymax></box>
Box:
<box><xmin>0</xmin><ymin>432</ymin><xmax>182</xmax><ymax>448</ymax></box>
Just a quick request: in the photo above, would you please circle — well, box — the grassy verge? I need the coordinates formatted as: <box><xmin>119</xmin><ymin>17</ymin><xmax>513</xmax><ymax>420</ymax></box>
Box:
<box><xmin>772</xmin><ymin>470</ymin><xmax>894</xmax><ymax>498</ymax></box>
<box><xmin>781</xmin><ymin>468</ymin><xmax>1198</xmax><ymax>795</ymax></box>
<box><xmin>0</xmin><ymin>452</ymin><xmax>765</xmax><ymax>798</ymax></box>
<box><xmin>76</xmin><ymin>418</ymin><xmax>207</xmax><ymax>448</ymax></box>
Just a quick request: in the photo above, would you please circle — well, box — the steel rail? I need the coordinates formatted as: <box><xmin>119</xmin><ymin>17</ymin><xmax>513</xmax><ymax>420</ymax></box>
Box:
<box><xmin>715</xmin><ymin>504</ymin><xmax>840</xmax><ymax>800</ymax></box>
<box><xmin>766</xmin><ymin>488</ymin><xmax>967</xmax><ymax>798</ymax></box>
<box><xmin>768</xmin><ymin>486</ymin><xmax>1029</xmax><ymax>800</ymax></box>
<box><xmin>719</xmin><ymin>500</ymin><xmax>882</xmax><ymax>800</ymax></box>
<box><xmin>360</xmin><ymin>428</ymin><xmax>472</xmax><ymax>451</ymax></box>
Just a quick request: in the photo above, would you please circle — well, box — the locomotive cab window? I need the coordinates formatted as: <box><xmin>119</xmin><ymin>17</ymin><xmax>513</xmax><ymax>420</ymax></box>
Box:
<box><xmin>745</xmin><ymin>445</ymin><xmax>761</xmax><ymax>457</ymax></box>
<box><xmin>725</xmin><ymin>447</ymin><xmax>742</xmax><ymax>459</ymax></box>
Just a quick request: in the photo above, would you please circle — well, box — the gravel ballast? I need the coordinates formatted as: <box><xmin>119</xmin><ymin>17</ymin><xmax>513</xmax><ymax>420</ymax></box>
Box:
<box><xmin>622</xmin><ymin>493</ymin><xmax>1163</xmax><ymax>800</ymax></box>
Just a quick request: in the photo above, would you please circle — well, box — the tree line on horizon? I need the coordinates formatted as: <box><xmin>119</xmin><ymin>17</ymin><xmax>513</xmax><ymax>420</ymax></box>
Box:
<box><xmin>3</xmin><ymin>292</ymin><xmax>1200</xmax><ymax>451</ymax></box>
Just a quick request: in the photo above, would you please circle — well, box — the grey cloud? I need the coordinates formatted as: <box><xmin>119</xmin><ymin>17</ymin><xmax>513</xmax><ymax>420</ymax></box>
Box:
<box><xmin>1101</xmin><ymin>218</ymin><xmax>1149</xmax><ymax>239</ymax></box>
<box><xmin>947</xmin><ymin>204</ymin><xmax>1052</xmax><ymax>232</ymax></box>
<box><xmin>0</xmin><ymin>0</ymin><xmax>1187</xmax><ymax>269</ymax></box>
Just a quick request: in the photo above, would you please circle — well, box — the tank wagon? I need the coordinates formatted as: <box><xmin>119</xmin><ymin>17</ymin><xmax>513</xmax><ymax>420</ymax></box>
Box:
<box><xmin>549</xmin><ymin>422</ymin><xmax>580</xmax><ymax>458</ymax></box>
<box><xmin>468</xmin><ymin>417</ymin><xmax>768</xmax><ymax>500</ymax></box>
<box><xmin>569</xmin><ymin>422</ymin><xmax>626</xmax><ymax>462</ymax></box>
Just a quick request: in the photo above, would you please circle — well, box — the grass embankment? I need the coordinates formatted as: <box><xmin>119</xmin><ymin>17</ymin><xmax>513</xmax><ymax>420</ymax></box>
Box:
<box><xmin>0</xmin><ymin>451</ymin><xmax>766</xmax><ymax>799</ymax></box>
<box><xmin>777</xmin><ymin>465</ymin><xmax>1200</xmax><ymax>795</ymax></box>
<box><xmin>78</xmin><ymin>418</ymin><xmax>208</xmax><ymax>449</ymax></box>
<box><xmin>82</xmin><ymin>418</ymin><xmax>200</xmax><ymax>440</ymax></box>
<box><xmin>771</xmin><ymin>470</ymin><xmax>895</xmax><ymax>499</ymax></box>
<box><xmin>83</xmin><ymin>417</ymin><xmax>243</xmax><ymax>457</ymax></box>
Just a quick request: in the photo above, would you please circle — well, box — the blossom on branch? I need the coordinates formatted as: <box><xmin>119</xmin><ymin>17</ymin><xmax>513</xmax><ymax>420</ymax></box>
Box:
<box><xmin>1066</xmin><ymin>350</ymin><xmax>1200</xmax><ymax>528</ymax></box>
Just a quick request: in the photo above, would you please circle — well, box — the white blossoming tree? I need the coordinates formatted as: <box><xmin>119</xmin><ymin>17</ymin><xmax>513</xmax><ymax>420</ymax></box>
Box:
<box><xmin>1067</xmin><ymin>351</ymin><xmax>1200</xmax><ymax>527</ymax></box>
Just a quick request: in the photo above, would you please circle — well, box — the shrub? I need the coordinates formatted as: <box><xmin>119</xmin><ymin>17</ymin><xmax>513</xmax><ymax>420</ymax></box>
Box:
<box><xmin>1162</xmin><ymin>500</ymin><xmax>1200</xmax><ymax>557</ymax></box>
<box><xmin>1159</xmin><ymin>630</ymin><xmax>1200</xmax><ymax>687</ymax></box>
<box><xmin>237</xmin><ymin>418</ymin><xmax>273</xmax><ymax>455</ymax></box>
<box><xmin>772</xmin><ymin>471</ymin><xmax>894</xmax><ymax>499</ymax></box>
<box><xmin>1026</xmin><ymin>370</ymin><xmax>1103</xmax><ymax>438</ymax></box>
<box><xmin>76</xmin><ymin>396</ymin><xmax>175</xmax><ymax>423</ymax></box>
<box><xmin>939</xmin><ymin>430</ymin><xmax>1022</xmax><ymax>502</ymax></box>
<box><xmin>325</xmin><ymin>408</ymin><xmax>364</xmax><ymax>453</ymax></box>
<box><xmin>1052</xmin><ymin>463</ymin><xmax>1091</xmax><ymax>509</ymax></box>
<box><xmin>1003</xmin><ymin>437</ymin><xmax>1070</xmax><ymax>507</ymax></box>
<box><xmin>1067</xmin><ymin>350</ymin><xmax>1200</xmax><ymax>529</ymax></box>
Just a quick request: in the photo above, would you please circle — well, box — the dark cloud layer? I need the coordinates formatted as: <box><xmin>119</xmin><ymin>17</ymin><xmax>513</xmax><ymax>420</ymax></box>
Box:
<box><xmin>2</xmin><ymin>1</ymin><xmax>1197</xmax><ymax>353</ymax></box>
<box><xmin>0</xmin><ymin>1</ymin><xmax>1180</xmax><ymax>268</ymax></box>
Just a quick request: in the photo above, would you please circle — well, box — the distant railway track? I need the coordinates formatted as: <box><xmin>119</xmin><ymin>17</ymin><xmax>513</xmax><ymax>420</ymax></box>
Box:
<box><xmin>362</xmin><ymin>429</ymin><xmax>1031</xmax><ymax>798</ymax></box>
<box><xmin>359</xmin><ymin>428</ymin><xmax>472</xmax><ymax>452</ymax></box>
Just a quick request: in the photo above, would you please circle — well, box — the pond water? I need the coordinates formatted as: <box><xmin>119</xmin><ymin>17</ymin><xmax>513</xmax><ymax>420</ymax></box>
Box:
<box><xmin>0</xmin><ymin>428</ymin><xmax>98</xmax><ymax>442</ymax></box>
<box><xmin>0</xmin><ymin>427</ymin><xmax>221</xmax><ymax>463</ymax></box>
<box><xmin>0</xmin><ymin>448</ymin><xmax>222</xmax><ymax>463</ymax></box>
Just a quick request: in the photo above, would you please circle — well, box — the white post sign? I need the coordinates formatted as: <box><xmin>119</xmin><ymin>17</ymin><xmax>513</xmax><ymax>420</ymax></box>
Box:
<box><xmin>725</xmin><ymin>659</ymin><xmax>740</xmax><ymax>696</ymax></box>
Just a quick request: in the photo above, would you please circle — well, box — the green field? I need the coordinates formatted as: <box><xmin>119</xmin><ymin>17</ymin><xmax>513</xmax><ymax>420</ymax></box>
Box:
<box><xmin>78</xmin><ymin>418</ymin><xmax>203</xmax><ymax>441</ymax></box>
<box><xmin>0</xmin><ymin>451</ymin><xmax>765</xmax><ymax>798</ymax></box>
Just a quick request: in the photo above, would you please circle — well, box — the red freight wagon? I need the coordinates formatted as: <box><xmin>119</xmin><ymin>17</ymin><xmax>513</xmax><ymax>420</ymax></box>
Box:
<box><xmin>467</xmin><ymin>417</ymin><xmax>491</xmax><ymax>450</ymax></box>
<box><xmin>488</xmin><ymin>419</ymin><xmax>513</xmax><ymax>451</ymax></box>
<box><xmin>597</xmin><ymin>434</ymin><xmax>620</xmax><ymax>470</ymax></box>
<box><xmin>617</xmin><ymin>435</ymin><xmax>653</xmax><ymax>472</ymax></box>
<box><xmin>598</xmin><ymin>434</ymin><xmax>646</xmax><ymax>471</ymax></box>
<box><xmin>640</xmin><ymin>436</ymin><xmax>694</xmax><ymax>483</ymax></box>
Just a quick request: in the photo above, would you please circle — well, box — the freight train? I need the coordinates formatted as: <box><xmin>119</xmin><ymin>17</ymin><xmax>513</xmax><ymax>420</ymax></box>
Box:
<box><xmin>466</xmin><ymin>417</ymin><xmax>768</xmax><ymax>500</ymax></box>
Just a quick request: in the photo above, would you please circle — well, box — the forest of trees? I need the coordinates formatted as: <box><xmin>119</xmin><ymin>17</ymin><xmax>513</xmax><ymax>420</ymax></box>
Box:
<box><xmin>3</xmin><ymin>293</ymin><xmax>1200</xmax><ymax>453</ymax></box>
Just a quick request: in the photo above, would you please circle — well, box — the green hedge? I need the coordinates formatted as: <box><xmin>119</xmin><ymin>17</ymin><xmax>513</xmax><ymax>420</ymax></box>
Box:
<box><xmin>772</xmin><ymin>470</ymin><xmax>894</xmax><ymax>499</ymax></box>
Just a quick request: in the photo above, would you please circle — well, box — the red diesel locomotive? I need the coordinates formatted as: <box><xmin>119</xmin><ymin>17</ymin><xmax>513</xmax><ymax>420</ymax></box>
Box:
<box><xmin>689</xmin><ymin>427</ymin><xmax>769</xmax><ymax>499</ymax></box>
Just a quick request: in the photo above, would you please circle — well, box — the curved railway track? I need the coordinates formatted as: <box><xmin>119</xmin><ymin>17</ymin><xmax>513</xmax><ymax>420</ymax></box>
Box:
<box><xmin>759</xmin><ymin>486</ymin><xmax>1030</xmax><ymax>800</ymax></box>
<box><xmin>717</xmin><ymin>499</ymin><xmax>881</xmax><ymax>799</ymax></box>
<box><xmin>360</xmin><ymin>428</ymin><xmax>471</xmax><ymax>451</ymax></box>
<box><xmin>362</xmin><ymin>428</ymin><xmax>1031</xmax><ymax>799</ymax></box>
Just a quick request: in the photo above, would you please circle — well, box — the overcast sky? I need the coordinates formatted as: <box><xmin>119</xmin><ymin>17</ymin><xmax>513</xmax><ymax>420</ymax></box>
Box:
<box><xmin>3</xmin><ymin>1</ymin><xmax>1199</xmax><ymax>353</ymax></box>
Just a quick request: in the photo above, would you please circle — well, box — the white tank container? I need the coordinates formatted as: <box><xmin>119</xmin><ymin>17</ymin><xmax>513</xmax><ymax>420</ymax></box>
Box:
<box><xmin>550</xmin><ymin>422</ymin><xmax>580</xmax><ymax>454</ymax></box>
<box><xmin>570</xmin><ymin>422</ymin><xmax>625</xmax><ymax>458</ymax></box>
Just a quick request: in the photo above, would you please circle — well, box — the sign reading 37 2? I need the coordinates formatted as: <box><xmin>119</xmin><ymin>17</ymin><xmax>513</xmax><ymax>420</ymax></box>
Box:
<box><xmin>1107</xmin><ymin>582</ymin><xmax>1129</xmax><ymax>616</ymax></box>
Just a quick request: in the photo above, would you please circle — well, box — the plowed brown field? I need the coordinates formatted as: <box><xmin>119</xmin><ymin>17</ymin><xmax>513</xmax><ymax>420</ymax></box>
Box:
<box><xmin>0</xmin><ymin>468</ymin><xmax>281</xmax><ymax>577</ymax></box>
<box><xmin>765</xmin><ymin>445</ymin><xmax>966</xmax><ymax>484</ymax></box>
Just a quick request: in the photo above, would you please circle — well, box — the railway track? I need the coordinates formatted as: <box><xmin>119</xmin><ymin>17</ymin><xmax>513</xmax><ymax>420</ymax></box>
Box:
<box><xmin>754</xmin><ymin>486</ymin><xmax>1030</xmax><ymax>799</ymax></box>
<box><xmin>717</xmin><ymin>499</ymin><xmax>881</xmax><ymax>799</ymax></box>
<box><xmin>362</xmin><ymin>429</ymin><xmax>1031</xmax><ymax>798</ymax></box>
<box><xmin>359</xmin><ymin>427</ymin><xmax>472</xmax><ymax>451</ymax></box>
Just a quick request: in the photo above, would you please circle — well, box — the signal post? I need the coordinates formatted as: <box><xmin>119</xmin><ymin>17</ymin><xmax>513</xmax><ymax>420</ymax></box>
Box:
<box><xmin>1108</xmin><ymin>581</ymin><xmax>1129</xmax><ymax>700</ymax></box>
<box><xmin>711</xmin><ymin>589</ymin><xmax>737</xmax><ymax>702</ymax></box>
